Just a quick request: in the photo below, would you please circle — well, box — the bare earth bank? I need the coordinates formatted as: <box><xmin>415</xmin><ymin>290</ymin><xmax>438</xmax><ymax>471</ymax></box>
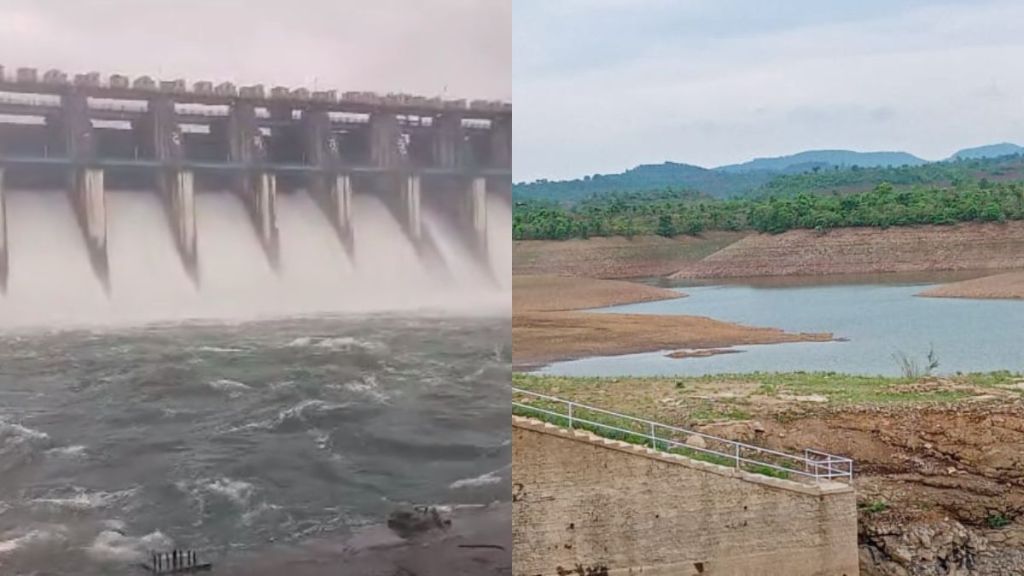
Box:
<box><xmin>513</xmin><ymin>275</ymin><xmax>832</xmax><ymax>369</ymax></box>
<box><xmin>513</xmin><ymin>233</ymin><xmax>746</xmax><ymax>279</ymax></box>
<box><xmin>920</xmin><ymin>271</ymin><xmax>1024</xmax><ymax>300</ymax></box>
<box><xmin>672</xmin><ymin>222</ymin><xmax>1024</xmax><ymax>279</ymax></box>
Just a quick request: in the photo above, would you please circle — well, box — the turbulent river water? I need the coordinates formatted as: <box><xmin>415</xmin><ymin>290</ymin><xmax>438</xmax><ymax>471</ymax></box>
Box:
<box><xmin>0</xmin><ymin>315</ymin><xmax>510</xmax><ymax>574</ymax></box>
<box><xmin>0</xmin><ymin>187</ymin><xmax>512</xmax><ymax>573</ymax></box>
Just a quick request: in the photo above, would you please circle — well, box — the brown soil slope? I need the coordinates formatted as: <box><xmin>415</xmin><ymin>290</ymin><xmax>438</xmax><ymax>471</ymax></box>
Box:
<box><xmin>514</xmin><ymin>232</ymin><xmax>746</xmax><ymax>279</ymax></box>
<box><xmin>512</xmin><ymin>275</ymin><xmax>683</xmax><ymax>312</ymax></box>
<box><xmin>920</xmin><ymin>271</ymin><xmax>1024</xmax><ymax>300</ymax></box>
<box><xmin>513</xmin><ymin>275</ymin><xmax>831</xmax><ymax>367</ymax></box>
<box><xmin>672</xmin><ymin>222</ymin><xmax>1024</xmax><ymax>279</ymax></box>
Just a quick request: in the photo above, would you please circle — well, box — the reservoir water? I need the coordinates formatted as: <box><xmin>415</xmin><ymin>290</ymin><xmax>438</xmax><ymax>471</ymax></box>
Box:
<box><xmin>537</xmin><ymin>279</ymin><xmax>1024</xmax><ymax>377</ymax></box>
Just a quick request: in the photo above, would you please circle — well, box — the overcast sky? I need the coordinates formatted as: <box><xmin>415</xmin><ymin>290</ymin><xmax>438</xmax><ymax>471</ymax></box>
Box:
<box><xmin>515</xmin><ymin>0</ymin><xmax>1024</xmax><ymax>181</ymax></box>
<box><xmin>0</xmin><ymin>0</ymin><xmax>509</xmax><ymax>100</ymax></box>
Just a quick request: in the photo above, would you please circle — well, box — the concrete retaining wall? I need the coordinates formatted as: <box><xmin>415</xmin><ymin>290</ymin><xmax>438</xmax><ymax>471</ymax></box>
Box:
<box><xmin>512</xmin><ymin>416</ymin><xmax>859</xmax><ymax>576</ymax></box>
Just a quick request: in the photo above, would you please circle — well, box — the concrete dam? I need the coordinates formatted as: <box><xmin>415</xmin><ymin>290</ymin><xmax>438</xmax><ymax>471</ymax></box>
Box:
<box><xmin>0</xmin><ymin>66</ymin><xmax>512</xmax><ymax>305</ymax></box>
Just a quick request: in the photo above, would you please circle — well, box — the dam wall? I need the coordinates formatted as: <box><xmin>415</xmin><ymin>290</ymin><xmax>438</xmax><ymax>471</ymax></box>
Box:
<box><xmin>512</xmin><ymin>416</ymin><xmax>859</xmax><ymax>576</ymax></box>
<box><xmin>0</xmin><ymin>66</ymin><xmax>511</xmax><ymax>290</ymax></box>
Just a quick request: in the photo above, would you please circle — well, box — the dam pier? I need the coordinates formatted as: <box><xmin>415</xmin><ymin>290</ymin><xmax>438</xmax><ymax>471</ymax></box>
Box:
<box><xmin>0</xmin><ymin>66</ymin><xmax>512</xmax><ymax>290</ymax></box>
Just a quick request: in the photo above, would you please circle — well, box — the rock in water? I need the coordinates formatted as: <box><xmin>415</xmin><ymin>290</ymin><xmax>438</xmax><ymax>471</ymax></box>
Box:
<box><xmin>386</xmin><ymin>505</ymin><xmax>451</xmax><ymax>539</ymax></box>
<box><xmin>213</xmin><ymin>501</ymin><xmax>511</xmax><ymax>575</ymax></box>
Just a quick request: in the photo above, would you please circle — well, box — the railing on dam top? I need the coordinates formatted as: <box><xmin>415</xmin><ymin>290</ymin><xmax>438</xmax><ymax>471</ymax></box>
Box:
<box><xmin>512</xmin><ymin>388</ymin><xmax>854</xmax><ymax>483</ymax></box>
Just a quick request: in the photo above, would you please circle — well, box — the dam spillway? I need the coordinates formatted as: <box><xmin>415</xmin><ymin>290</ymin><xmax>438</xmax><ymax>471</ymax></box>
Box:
<box><xmin>0</xmin><ymin>66</ymin><xmax>512</xmax><ymax>294</ymax></box>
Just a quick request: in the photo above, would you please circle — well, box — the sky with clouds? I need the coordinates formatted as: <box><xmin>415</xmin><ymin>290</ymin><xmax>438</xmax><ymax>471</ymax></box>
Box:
<box><xmin>0</xmin><ymin>0</ymin><xmax>509</xmax><ymax>100</ymax></box>
<box><xmin>515</xmin><ymin>0</ymin><xmax>1024</xmax><ymax>181</ymax></box>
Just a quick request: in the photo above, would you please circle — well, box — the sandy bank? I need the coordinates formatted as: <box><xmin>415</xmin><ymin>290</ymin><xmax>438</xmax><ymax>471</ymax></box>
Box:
<box><xmin>919</xmin><ymin>271</ymin><xmax>1024</xmax><ymax>300</ymax></box>
<box><xmin>514</xmin><ymin>232</ymin><xmax>746</xmax><ymax>279</ymax></box>
<box><xmin>513</xmin><ymin>274</ymin><xmax>684</xmax><ymax>312</ymax></box>
<box><xmin>672</xmin><ymin>222</ymin><xmax>1024</xmax><ymax>279</ymax></box>
<box><xmin>513</xmin><ymin>275</ymin><xmax>831</xmax><ymax>368</ymax></box>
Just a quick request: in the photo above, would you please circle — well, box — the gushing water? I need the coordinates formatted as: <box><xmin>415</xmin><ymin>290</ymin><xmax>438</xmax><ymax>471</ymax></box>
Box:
<box><xmin>0</xmin><ymin>189</ymin><xmax>508</xmax><ymax>327</ymax></box>
<box><xmin>486</xmin><ymin>195</ymin><xmax>512</xmax><ymax>289</ymax></box>
<box><xmin>422</xmin><ymin>206</ymin><xmax>492</xmax><ymax>287</ymax></box>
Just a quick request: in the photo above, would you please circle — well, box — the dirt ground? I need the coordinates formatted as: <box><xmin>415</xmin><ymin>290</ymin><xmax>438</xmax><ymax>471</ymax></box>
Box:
<box><xmin>671</xmin><ymin>222</ymin><xmax>1024</xmax><ymax>279</ymax></box>
<box><xmin>512</xmin><ymin>274</ymin><xmax>683</xmax><ymax>312</ymax></box>
<box><xmin>920</xmin><ymin>271</ymin><xmax>1024</xmax><ymax>300</ymax></box>
<box><xmin>513</xmin><ymin>232</ymin><xmax>746</xmax><ymax>279</ymax></box>
<box><xmin>512</xmin><ymin>275</ymin><xmax>832</xmax><ymax>368</ymax></box>
<box><xmin>514</xmin><ymin>373</ymin><xmax>1024</xmax><ymax>575</ymax></box>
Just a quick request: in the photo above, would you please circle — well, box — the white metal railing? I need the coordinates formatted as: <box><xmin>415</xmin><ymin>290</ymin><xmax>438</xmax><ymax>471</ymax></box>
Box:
<box><xmin>512</xmin><ymin>388</ymin><xmax>854</xmax><ymax>483</ymax></box>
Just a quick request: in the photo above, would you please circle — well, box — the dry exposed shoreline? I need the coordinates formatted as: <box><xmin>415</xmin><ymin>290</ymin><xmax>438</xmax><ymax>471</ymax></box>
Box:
<box><xmin>512</xmin><ymin>275</ymin><xmax>832</xmax><ymax>369</ymax></box>
<box><xmin>513</xmin><ymin>233</ymin><xmax>746</xmax><ymax>279</ymax></box>
<box><xmin>515</xmin><ymin>223</ymin><xmax>1024</xmax><ymax>281</ymax></box>
<box><xmin>919</xmin><ymin>271</ymin><xmax>1024</xmax><ymax>300</ymax></box>
<box><xmin>671</xmin><ymin>222</ymin><xmax>1024</xmax><ymax>279</ymax></box>
<box><xmin>514</xmin><ymin>223</ymin><xmax>1024</xmax><ymax>303</ymax></box>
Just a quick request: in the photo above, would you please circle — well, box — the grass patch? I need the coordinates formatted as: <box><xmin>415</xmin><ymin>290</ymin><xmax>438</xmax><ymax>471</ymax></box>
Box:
<box><xmin>514</xmin><ymin>394</ymin><xmax>792</xmax><ymax>480</ymax></box>
<box><xmin>859</xmin><ymin>500</ymin><xmax>889</xmax><ymax>514</ymax></box>
<box><xmin>512</xmin><ymin>370</ymin><xmax>1024</xmax><ymax>433</ymax></box>
<box><xmin>960</xmin><ymin>370</ymin><xmax>1022</xmax><ymax>388</ymax></box>
<box><xmin>512</xmin><ymin>371</ymin><xmax>1005</xmax><ymax>408</ymax></box>
<box><xmin>987</xmin><ymin>514</ymin><xmax>1011</xmax><ymax>529</ymax></box>
<box><xmin>744</xmin><ymin>371</ymin><xmax>969</xmax><ymax>404</ymax></box>
<box><xmin>747</xmin><ymin>464</ymin><xmax>791</xmax><ymax>480</ymax></box>
<box><xmin>512</xmin><ymin>368</ymin><xmax>1015</xmax><ymax>405</ymax></box>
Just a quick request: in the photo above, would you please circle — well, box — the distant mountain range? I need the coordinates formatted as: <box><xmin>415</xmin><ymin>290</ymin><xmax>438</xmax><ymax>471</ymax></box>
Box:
<box><xmin>948</xmin><ymin>142</ymin><xmax>1024</xmax><ymax>160</ymax></box>
<box><xmin>717</xmin><ymin>149</ymin><xmax>928</xmax><ymax>174</ymax></box>
<box><xmin>514</xmin><ymin>143</ymin><xmax>1024</xmax><ymax>202</ymax></box>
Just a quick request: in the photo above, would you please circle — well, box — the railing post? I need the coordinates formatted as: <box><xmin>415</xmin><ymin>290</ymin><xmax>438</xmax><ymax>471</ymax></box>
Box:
<box><xmin>650</xmin><ymin>422</ymin><xmax>656</xmax><ymax>449</ymax></box>
<box><xmin>568</xmin><ymin>401</ymin><xmax>574</xmax><ymax>430</ymax></box>
<box><xmin>734</xmin><ymin>443</ymin><xmax>740</xmax><ymax>469</ymax></box>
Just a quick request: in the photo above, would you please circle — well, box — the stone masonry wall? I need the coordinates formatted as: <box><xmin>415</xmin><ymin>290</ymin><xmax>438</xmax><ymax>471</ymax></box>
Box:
<box><xmin>512</xmin><ymin>416</ymin><xmax>859</xmax><ymax>576</ymax></box>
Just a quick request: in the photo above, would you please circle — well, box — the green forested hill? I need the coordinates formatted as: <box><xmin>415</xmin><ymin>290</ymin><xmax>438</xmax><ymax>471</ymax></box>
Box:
<box><xmin>513</xmin><ymin>149</ymin><xmax>1024</xmax><ymax>204</ymax></box>
<box><xmin>512</xmin><ymin>162</ymin><xmax>773</xmax><ymax>203</ymax></box>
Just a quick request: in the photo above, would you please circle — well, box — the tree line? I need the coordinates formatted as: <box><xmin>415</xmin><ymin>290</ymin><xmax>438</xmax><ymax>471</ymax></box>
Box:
<box><xmin>513</xmin><ymin>181</ymin><xmax>1024</xmax><ymax>240</ymax></box>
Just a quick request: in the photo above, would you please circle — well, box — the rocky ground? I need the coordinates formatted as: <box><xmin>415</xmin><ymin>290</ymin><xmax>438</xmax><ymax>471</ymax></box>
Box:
<box><xmin>514</xmin><ymin>372</ymin><xmax>1024</xmax><ymax>575</ymax></box>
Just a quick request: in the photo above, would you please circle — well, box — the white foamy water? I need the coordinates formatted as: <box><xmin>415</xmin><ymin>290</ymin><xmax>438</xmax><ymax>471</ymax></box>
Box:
<box><xmin>285</xmin><ymin>335</ymin><xmax>381</xmax><ymax>351</ymax></box>
<box><xmin>86</xmin><ymin>529</ymin><xmax>172</xmax><ymax>563</ymax></box>
<box><xmin>202</xmin><ymin>478</ymin><xmax>256</xmax><ymax>507</ymax></box>
<box><xmin>0</xmin><ymin>189</ymin><xmax>509</xmax><ymax>327</ymax></box>
<box><xmin>341</xmin><ymin>374</ymin><xmax>391</xmax><ymax>404</ymax></box>
<box><xmin>45</xmin><ymin>445</ymin><xmax>88</xmax><ymax>457</ymax></box>
<box><xmin>208</xmin><ymin>379</ymin><xmax>252</xmax><ymax>397</ymax></box>
<box><xmin>0</xmin><ymin>421</ymin><xmax>52</xmax><ymax>471</ymax></box>
<box><xmin>28</xmin><ymin>488</ymin><xmax>138</xmax><ymax>512</ymax></box>
<box><xmin>0</xmin><ymin>527</ymin><xmax>67</xmax><ymax>555</ymax></box>
<box><xmin>422</xmin><ymin>207</ymin><xmax>493</xmax><ymax>287</ymax></box>
<box><xmin>449</xmin><ymin>464</ymin><xmax>509</xmax><ymax>489</ymax></box>
<box><xmin>486</xmin><ymin>195</ymin><xmax>512</xmax><ymax>290</ymax></box>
